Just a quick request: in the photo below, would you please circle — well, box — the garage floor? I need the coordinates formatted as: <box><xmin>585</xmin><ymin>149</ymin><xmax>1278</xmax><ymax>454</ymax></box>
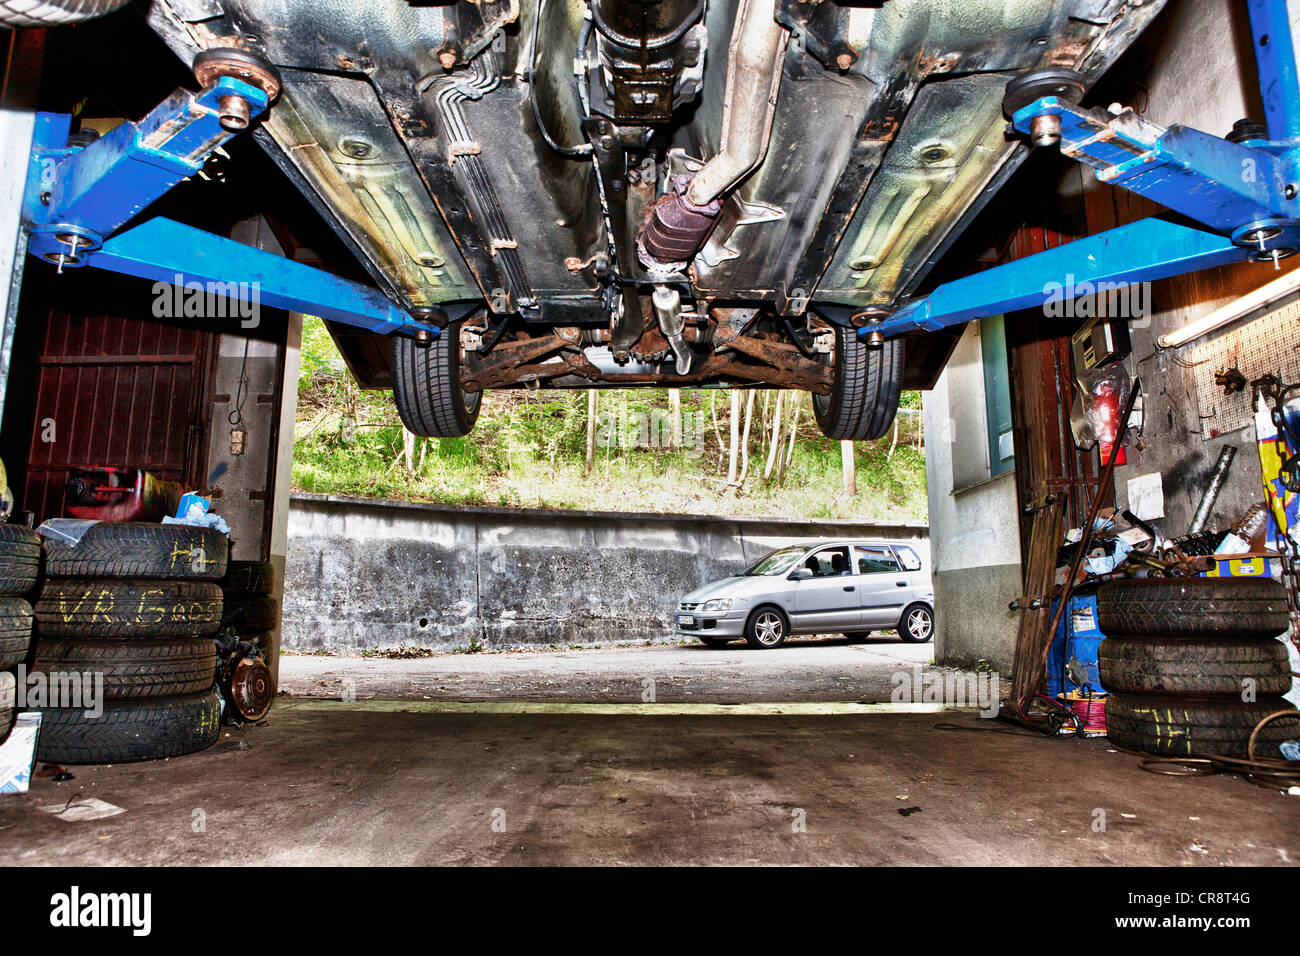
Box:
<box><xmin>2</xmin><ymin>635</ymin><xmax>1297</xmax><ymax>866</ymax></box>
<box><xmin>0</xmin><ymin>704</ymin><xmax>1296</xmax><ymax>866</ymax></box>
<box><xmin>277</xmin><ymin>637</ymin><xmax>936</xmax><ymax>703</ymax></box>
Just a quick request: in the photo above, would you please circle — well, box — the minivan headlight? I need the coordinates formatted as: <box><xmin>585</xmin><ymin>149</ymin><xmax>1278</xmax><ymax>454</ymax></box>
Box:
<box><xmin>700</xmin><ymin>598</ymin><xmax>732</xmax><ymax>612</ymax></box>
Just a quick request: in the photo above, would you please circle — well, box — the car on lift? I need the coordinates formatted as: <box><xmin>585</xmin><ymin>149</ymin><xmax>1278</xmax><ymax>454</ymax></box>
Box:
<box><xmin>9</xmin><ymin>0</ymin><xmax>1153</xmax><ymax>443</ymax></box>
<box><xmin>676</xmin><ymin>539</ymin><xmax>933</xmax><ymax>648</ymax></box>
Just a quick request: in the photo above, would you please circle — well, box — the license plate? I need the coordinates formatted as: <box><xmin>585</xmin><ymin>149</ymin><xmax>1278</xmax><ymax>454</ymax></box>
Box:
<box><xmin>677</xmin><ymin>614</ymin><xmax>695</xmax><ymax>627</ymax></box>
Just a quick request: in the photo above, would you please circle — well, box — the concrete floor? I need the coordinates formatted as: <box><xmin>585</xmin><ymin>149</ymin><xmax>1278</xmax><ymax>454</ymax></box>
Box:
<box><xmin>3</xmin><ymin>639</ymin><xmax>1296</xmax><ymax>866</ymax></box>
<box><xmin>278</xmin><ymin>635</ymin><xmax>936</xmax><ymax>703</ymax></box>
<box><xmin>1</xmin><ymin>704</ymin><xmax>1296</xmax><ymax>866</ymax></box>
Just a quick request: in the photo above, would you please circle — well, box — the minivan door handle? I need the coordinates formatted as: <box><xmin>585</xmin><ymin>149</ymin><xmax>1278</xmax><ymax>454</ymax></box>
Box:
<box><xmin>896</xmin><ymin>581</ymin><xmax>907</xmax><ymax>587</ymax></box>
<box><xmin>843</xmin><ymin>586</ymin><xmax>856</xmax><ymax>592</ymax></box>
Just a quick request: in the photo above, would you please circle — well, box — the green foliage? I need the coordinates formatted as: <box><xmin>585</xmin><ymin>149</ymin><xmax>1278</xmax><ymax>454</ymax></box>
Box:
<box><xmin>292</xmin><ymin>317</ymin><xmax>928</xmax><ymax>521</ymax></box>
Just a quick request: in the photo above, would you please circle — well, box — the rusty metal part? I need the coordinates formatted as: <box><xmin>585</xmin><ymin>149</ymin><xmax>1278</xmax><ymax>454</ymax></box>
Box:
<box><xmin>193</xmin><ymin>47</ymin><xmax>282</xmax><ymax>100</ymax></box>
<box><xmin>685</xmin><ymin>0</ymin><xmax>789</xmax><ymax>206</ymax></box>
<box><xmin>228</xmin><ymin>657</ymin><xmax>273</xmax><ymax>722</ymax></box>
<box><xmin>638</xmin><ymin>173</ymin><xmax>722</xmax><ymax>268</ymax></box>
<box><xmin>461</xmin><ymin>333</ymin><xmax>571</xmax><ymax>390</ymax></box>
<box><xmin>721</xmin><ymin>334</ymin><xmax>832</xmax><ymax>393</ymax></box>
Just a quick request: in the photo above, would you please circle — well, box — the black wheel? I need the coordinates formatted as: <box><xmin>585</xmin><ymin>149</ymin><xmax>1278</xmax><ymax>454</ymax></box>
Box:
<box><xmin>842</xmin><ymin>631</ymin><xmax>871</xmax><ymax>643</ymax></box>
<box><xmin>44</xmin><ymin>522</ymin><xmax>228</xmax><ymax>580</ymax></box>
<box><xmin>391</xmin><ymin>327</ymin><xmax>481</xmax><ymax>438</ymax></box>
<box><xmin>34</xmin><ymin>579</ymin><xmax>223</xmax><ymax>639</ymax></box>
<box><xmin>222</xmin><ymin>560</ymin><xmax>275</xmax><ymax>596</ymax></box>
<box><xmin>0</xmin><ymin>597</ymin><xmax>33</xmax><ymax>668</ymax></box>
<box><xmin>1002</xmin><ymin>67</ymin><xmax>1086</xmax><ymax>115</ymax></box>
<box><xmin>813</xmin><ymin>326</ymin><xmax>901</xmax><ymax>441</ymax></box>
<box><xmin>744</xmin><ymin>605</ymin><xmax>788</xmax><ymax>649</ymax></box>
<box><xmin>34</xmin><ymin>639</ymin><xmax>217</xmax><ymax>700</ymax></box>
<box><xmin>697</xmin><ymin>636</ymin><xmax>732</xmax><ymax>647</ymax></box>
<box><xmin>1098</xmin><ymin>577</ymin><xmax>1288</xmax><ymax>639</ymax></box>
<box><xmin>898</xmin><ymin>603</ymin><xmax>933</xmax><ymax>643</ymax></box>
<box><xmin>222</xmin><ymin>594</ymin><xmax>278</xmax><ymax>635</ymax></box>
<box><xmin>0</xmin><ymin>524</ymin><xmax>40</xmax><ymax>596</ymax></box>
<box><xmin>35</xmin><ymin>690</ymin><xmax>222</xmax><ymax>765</ymax></box>
<box><xmin>1099</xmin><ymin>636</ymin><xmax>1291</xmax><ymax>697</ymax></box>
<box><xmin>0</xmin><ymin>0</ymin><xmax>132</xmax><ymax>28</ymax></box>
<box><xmin>1105</xmin><ymin>694</ymin><xmax>1299</xmax><ymax>758</ymax></box>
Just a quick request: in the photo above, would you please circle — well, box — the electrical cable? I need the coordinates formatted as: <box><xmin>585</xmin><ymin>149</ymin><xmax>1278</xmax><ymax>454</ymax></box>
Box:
<box><xmin>229</xmin><ymin>337</ymin><xmax>250</xmax><ymax>427</ymax></box>
<box><xmin>529</xmin><ymin>0</ymin><xmax>592</xmax><ymax>158</ymax></box>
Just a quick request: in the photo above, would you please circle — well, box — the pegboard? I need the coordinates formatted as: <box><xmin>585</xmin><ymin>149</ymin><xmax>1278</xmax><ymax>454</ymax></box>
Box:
<box><xmin>1188</xmin><ymin>298</ymin><xmax>1300</xmax><ymax>440</ymax></box>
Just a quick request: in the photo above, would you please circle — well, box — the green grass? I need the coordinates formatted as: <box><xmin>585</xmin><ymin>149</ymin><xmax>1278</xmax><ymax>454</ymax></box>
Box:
<box><xmin>292</xmin><ymin>317</ymin><xmax>928</xmax><ymax>521</ymax></box>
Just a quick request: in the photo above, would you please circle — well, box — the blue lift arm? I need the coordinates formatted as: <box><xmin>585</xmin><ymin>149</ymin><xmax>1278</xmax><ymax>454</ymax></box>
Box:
<box><xmin>862</xmin><ymin>0</ymin><xmax>1300</xmax><ymax>343</ymax></box>
<box><xmin>22</xmin><ymin>70</ymin><xmax>439</xmax><ymax>339</ymax></box>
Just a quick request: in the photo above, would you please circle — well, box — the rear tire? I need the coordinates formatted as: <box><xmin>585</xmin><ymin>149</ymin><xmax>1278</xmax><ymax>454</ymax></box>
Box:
<box><xmin>33</xmin><ymin>639</ymin><xmax>217</xmax><ymax>700</ymax></box>
<box><xmin>0</xmin><ymin>0</ymin><xmax>132</xmax><ymax>28</ymax></box>
<box><xmin>1106</xmin><ymin>694</ymin><xmax>1299</xmax><ymax>758</ymax></box>
<box><xmin>222</xmin><ymin>560</ymin><xmax>274</xmax><ymax>596</ymax></box>
<box><xmin>0</xmin><ymin>597</ymin><xmax>33</xmax><ymax>668</ymax></box>
<box><xmin>813</xmin><ymin>326</ymin><xmax>901</xmax><ymax>441</ymax></box>
<box><xmin>35</xmin><ymin>690</ymin><xmax>221</xmax><ymax>764</ymax></box>
<box><xmin>898</xmin><ymin>603</ymin><xmax>934</xmax><ymax>643</ymax></box>
<box><xmin>34</xmin><ymin>579</ymin><xmax>223</xmax><ymax>639</ymax></box>
<box><xmin>1099</xmin><ymin>636</ymin><xmax>1291</xmax><ymax>697</ymax></box>
<box><xmin>1098</xmin><ymin>577</ymin><xmax>1288</xmax><ymax>639</ymax></box>
<box><xmin>697</xmin><ymin>636</ymin><xmax>732</xmax><ymax>647</ymax></box>
<box><xmin>744</xmin><ymin>605</ymin><xmax>788</xmax><ymax>649</ymax></box>
<box><xmin>44</xmin><ymin>522</ymin><xmax>228</xmax><ymax>581</ymax></box>
<box><xmin>0</xmin><ymin>524</ymin><xmax>40</xmax><ymax>596</ymax></box>
<box><xmin>391</xmin><ymin>328</ymin><xmax>481</xmax><ymax>438</ymax></box>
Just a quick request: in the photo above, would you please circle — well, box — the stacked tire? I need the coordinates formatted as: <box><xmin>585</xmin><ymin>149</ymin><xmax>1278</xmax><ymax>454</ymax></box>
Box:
<box><xmin>220</xmin><ymin>560</ymin><xmax>278</xmax><ymax>639</ymax></box>
<box><xmin>31</xmin><ymin>523</ymin><xmax>227</xmax><ymax>764</ymax></box>
<box><xmin>0</xmin><ymin>524</ymin><xmax>40</xmax><ymax>741</ymax></box>
<box><xmin>1098</xmin><ymin>577</ymin><xmax>1299</xmax><ymax>758</ymax></box>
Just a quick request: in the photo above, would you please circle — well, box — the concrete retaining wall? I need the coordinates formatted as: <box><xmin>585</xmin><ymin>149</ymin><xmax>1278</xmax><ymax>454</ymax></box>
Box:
<box><xmin>283</xmin><ymin>493</ymin><xmax>929</xmax><ymax>652</ymax></box>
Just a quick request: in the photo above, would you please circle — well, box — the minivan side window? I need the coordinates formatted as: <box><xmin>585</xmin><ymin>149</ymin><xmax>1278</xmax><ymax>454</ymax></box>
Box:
<box><xmin>854</xmin><ymin>545</ymin><xmax>900</xmax><ymax>574</ymax></box>
<box><xmin>894</xmin><ymin>546</ymin><xmax>923</xmax><ymax>571</ymax></box>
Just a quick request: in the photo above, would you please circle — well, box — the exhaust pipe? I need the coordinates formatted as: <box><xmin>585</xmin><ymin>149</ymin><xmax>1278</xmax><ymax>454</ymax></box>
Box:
<box><xmin>638</xmin><ymin>0</ymin><xmax>789</xmax><ymax>268</ymax></box>
<box><xmin>653</xmin><ymin>285</ymin><xmax>695</xmax><ymax>373</ymax></box>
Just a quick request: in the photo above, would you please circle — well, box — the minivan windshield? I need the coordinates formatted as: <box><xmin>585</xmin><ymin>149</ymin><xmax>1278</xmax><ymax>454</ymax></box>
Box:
<box><xmin>743</xmin><ymin>546</ymin><xmax>808</xmax><ymax>576</ymax></box>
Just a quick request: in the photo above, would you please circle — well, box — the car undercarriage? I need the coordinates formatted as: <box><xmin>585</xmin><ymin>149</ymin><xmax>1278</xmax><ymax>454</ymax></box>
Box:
<box><xmin>138</xmin><ymin>0</ymin><xmax>1165</xmax><ymax>438</ymax></box>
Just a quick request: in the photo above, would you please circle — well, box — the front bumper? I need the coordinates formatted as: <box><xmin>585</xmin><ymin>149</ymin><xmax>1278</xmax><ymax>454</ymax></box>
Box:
<box><xmin>674</xmin><ymin>607</ymin><xmax>748</xmax><ymax>638</ymax></box>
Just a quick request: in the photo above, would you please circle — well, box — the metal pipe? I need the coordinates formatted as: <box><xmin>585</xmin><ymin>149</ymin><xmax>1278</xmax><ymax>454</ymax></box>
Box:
<box><xmin>653</xmin><ymin>285</ymin><xmax>694</xmax><ymax>373</ymax></box>
<box><xmin>685</xmin><ymin>0</ymin><xmax>789</xmax><ymax>206</ymax></box>
<box><xmin>1188</xmin><ymin>445</ymin><xmax>1237</xmax><ymax>534</ymax></box>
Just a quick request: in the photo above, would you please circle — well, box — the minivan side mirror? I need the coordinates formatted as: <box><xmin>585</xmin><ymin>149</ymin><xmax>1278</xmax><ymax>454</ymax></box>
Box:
<box><xmin>789</xmin><ymin>567</ymin><xmax>813</xmax><ymax>580</ymax></box>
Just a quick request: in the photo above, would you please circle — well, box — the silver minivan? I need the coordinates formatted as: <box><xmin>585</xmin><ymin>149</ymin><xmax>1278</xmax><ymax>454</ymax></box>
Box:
<box><xmin>675</xmin><ymin>540</ymin><xmax>935</xmax><ymax>649</ymax></box>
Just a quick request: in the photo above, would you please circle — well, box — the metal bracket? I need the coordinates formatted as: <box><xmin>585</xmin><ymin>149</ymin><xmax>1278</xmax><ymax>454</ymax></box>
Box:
<box><xmin>861</xmin><ymin>0</ymin><xmax>1300</xmax><ymax>342</ymax></box>
<box><xmin>22</xmin><ymin>77</ymin><xmax>440</xmax><ymax>339</ymax></box>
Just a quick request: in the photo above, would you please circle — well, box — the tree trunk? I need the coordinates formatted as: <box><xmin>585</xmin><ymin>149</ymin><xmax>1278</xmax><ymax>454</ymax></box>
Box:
<box><xmin>402</xmin><ymin>429</ymin><xmax>417</xmax><ymax>475</ymax></box>
<box><xmin>727</xmin><ymin>391</ymin><xmax>740</xmax><ymax>485</ymax></box>
<box><xmin>668</xmin><ymin>388</ymin><xmax>682</xmax><ymax>449</ymax></box>
<box><xmin>841</xmin><ymin>439</ymin><xmax>856</xmax><ymax>496</ymax></box>
<box><xmin>585</xmin><ymin>389</ymin><xmax>598</xmax><ymax>472</ymax></box>
<box><xmin>780</xmin><ymin>393</ymin><xmax>799</xmax><ymax>484</ymax></box>
<box><xmin>763</xmin><ymin>392</ymin><xmax>784</xmax><ymax>481</ymax></box>
<box><xmin>738</xmin><ymin>390</ymin><xmax>756</xmax><ymax>487</ymax></box>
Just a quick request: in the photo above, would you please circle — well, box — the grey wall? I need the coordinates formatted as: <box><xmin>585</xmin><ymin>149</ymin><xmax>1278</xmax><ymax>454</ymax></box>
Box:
<box><xmin>925</xmin><ymin>323</ymin><xmax>1023</xmax><ymax>673</ymax></box>
<box><xmin>283</xmin><ymin>493</ymin><xmax>929</xmax><ymax>652</ymax></box>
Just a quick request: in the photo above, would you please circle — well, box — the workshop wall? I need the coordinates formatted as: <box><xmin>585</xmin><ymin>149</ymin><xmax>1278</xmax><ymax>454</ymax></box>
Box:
<box><xmin>1095</xmin><ymin>0</ymin><xmax>1300</xmax><ymax>535</ymax></box>
<box><xmin>282</xmin><ymin>494</ymin><xmax>931</xmax><ymax>651</ymax></box>
<box><xmin>924</xmin><ymin>323</ymin><xmax>1023</xmax><ymax>673</ymax></box>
